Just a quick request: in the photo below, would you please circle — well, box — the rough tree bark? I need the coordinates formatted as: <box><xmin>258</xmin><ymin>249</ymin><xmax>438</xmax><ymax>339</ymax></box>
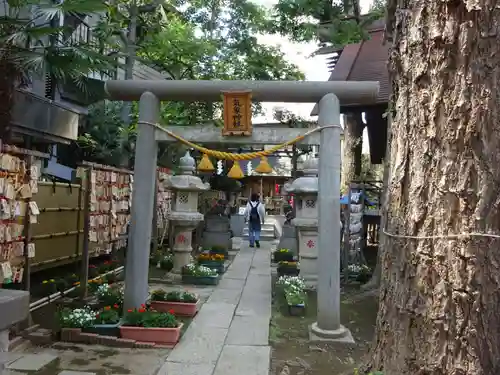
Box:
<box><xmin>341</xmin><ymin>112</ymin><xmax>364</xmax><ymax>189</ymax></box>
<box><xmin>366</xmin><ymin>1</ymin><xmax>500</xmax><ymax>374</ymax></box>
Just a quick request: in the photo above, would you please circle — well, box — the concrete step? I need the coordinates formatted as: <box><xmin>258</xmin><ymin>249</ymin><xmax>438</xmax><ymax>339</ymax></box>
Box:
<box><xmin>243</xmin><ymin>229</ymin><xmax>275</xmax><ymax>238</ymax></box>
<box><xmin>242</xmin><ymin>234</ymin><xmax>275</xmax><ymax>241</ymax></box>
<box><xmin>262</xmin><ymin>224</ymin><xmax>275</xmax><ymax>231</ymax></box>
<box><xmin>242</xmin><ymin>228</ymin><xmax>274</xmax><ymax>236</ymax></box>
<box><xmin>25</xmin><ymin>327</ymin><xmax>53</xmax><ymax>345</ymax></box>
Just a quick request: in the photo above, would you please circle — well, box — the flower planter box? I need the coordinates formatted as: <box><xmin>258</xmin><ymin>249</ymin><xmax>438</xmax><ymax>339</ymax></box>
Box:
<box><xmin>120</xmin><ymin>323</ymin><xmax>183</xmax><ymax>345</ymax></box>
<box><xmin>181</xmin><ymin>274</ymin><xmax>219</xmax><ymax>285</ymax></box>
<box><xmin>209</xmin><ymin>249</ymin><xmax>229</xmax><ymax>258</ymax></box>
<box><xmin>273</xmin><ymin>253</ymin><xmax>295</xmax><ymax>263</ymax></box>
<box><xmin>151</xmin><ymin>300</ymin><xmax>198</xmax><ymax>317</ymax></box>
<box><xmin>198</xmin><ymin>261</ymin><xmax>225</xmax><ymax>273</ymax></box>
<box><xmin>83</xmin><ymin>322</ymin><xmax>121</xmax><ymax>337</ymax></box>
<box><xmin>277</xmin><ymin>267</ymin><xmax>300</xmax><ymax>277</ymax></box>
<box><xmin>287</xmin><ymin>304</ymin><xmax>305</xmax><ymax>316</ymax></box>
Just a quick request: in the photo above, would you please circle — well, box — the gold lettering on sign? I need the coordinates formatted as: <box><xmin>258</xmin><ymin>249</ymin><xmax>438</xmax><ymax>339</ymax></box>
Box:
<box><xmin>222</xmin><ymin>91</ymin><xmax>252</xmax><ymax>136</ymax></box>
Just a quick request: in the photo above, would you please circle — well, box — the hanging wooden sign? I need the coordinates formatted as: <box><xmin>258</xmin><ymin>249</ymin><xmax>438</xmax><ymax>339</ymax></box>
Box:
<box><xmin>222</xmin><ymin>91</ymin><xmax>252</xmax><ymax>136</ymax></box>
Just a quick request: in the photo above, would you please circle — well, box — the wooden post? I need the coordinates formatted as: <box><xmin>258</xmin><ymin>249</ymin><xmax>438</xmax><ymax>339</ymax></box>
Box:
<box><xmin>22</xmin><ymin>137</ymin><xmax>33</xmax><ymax>292</ymax></box>
<box><xmin>343</xmin><ymin>185</ymin><xmax>352</xmax><ymax>284</ymax></box>
<box><xmin>74</xmin><ymin>176</ymin><xmax>83</xmax><ymax>273</ymax></box>
<box><xmin>80</xmin><ymin>166</ymin><xmax>92</xmax><ymax>299</ymax></box>
<box><xmin>152</xmin><ymin>174</ymin><xmax>159</xmax><ymax>252</ymax></box>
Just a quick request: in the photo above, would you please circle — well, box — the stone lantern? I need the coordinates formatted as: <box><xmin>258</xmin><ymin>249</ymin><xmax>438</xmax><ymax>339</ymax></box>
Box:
<box><xmin>164</xmin><ymin>151</ymin><xmax>210</xmax><ymax>273</ymax></box>
<box><xmin>286</xmin><ymin>157</ymin><xmax>319</xmax><ymax>289</ymax></box>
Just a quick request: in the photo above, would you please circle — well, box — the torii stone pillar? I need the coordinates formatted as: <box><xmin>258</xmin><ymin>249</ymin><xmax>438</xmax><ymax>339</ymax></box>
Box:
<box><xmin>105</xmin><ymin>80</ymin><xmax>378</xmax><ymax>341</ymax></box>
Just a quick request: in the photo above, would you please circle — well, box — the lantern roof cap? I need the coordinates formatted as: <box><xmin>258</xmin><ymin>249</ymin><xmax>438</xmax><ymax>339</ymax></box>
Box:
<box><xmin>164</xmin><ymin>151</ymin><xmax>210</xmax><ymax>191</ymax></box>
<box><xmin>285</xmin><ymin>157</ymin><xmax>318</xmax><ymax>194</ymax></box>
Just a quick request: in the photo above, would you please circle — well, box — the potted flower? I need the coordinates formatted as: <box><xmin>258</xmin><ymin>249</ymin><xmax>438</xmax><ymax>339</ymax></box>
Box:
<box><xmin>284</xmin><ymin>285</ymin><xmax>307</xmax><ymax>316</ymax></box>
<box><xmin>41</xmin><ymin>279</ymin><xmax>57</xmax><ymax>297</ymax></box>
<box><xmin>96</xmin><ymin>284</ymin><xmax>123</xmax><ymax>309</ymax></box>
<box><xmin>277</xmin><ymin>261</ymin><xmax>300</xmax><ymax>277</ymax></box>
<box><xmin>59</xmin><ymin>307</ymin><xmax>97</xmax><ymax>329</ymax></box>
<box><xmin>120</xmin><ymin>305</ymin><xmax>183</xmax><ymax>345</ymax></box>
<box><xmin>83</xmin><ymin>304</ymin><xmax>121</xmax><ymax>336</ymax></box>
<box><xmin>149</xmin><ymin>250</ymin><xmax>162</xmax><ymax>267</ymax></box>
<box><xmin>159</xmin><ymin>254</ymin><xmax>174</xmax><ymax>272</ymax></box>
<box><xmin>181</xmin><ymin>263</ymin><xmax>219</xmax><ymax>285</ymax></box>
<box><xmin>347</xmin><ymin>264</ymin><xmax>372</xmax><ymax>283</ymax></box>
<box><xmin>276</xmin><ymin>275</ymin><xmax>305</xmax><ymax>294</ymax></box>
<box><xmin>87</xmin><ymin>278</ymin><xmax>103</xmax><ymax>294</ymax></box>
<box><xmin>98</xmin><ymin>260</ymin><xmax>113</xmax><ymax>274</ymax></box>
<box><xmin>273</xmin><ymin>248</ymin><xmax>295</xmax><ymax>262</ymax></box>
<box><xmin>150</xmin><ymin>290</ymin><xmax>198</xmax><ymax>317</ymax></box>
<box><xmin>209</xmin><ymin>245</ymin><xmax>228</xmax><ymax>258</ymax></box>
<box><xmin>66</xmin><ymin>273</ymin><xmax>79</xmax><ymax>286</ymax></box>
<box><xmin>197</xmin><ymin>253</ymin><xmax>225</xmax><ymax>273</ymax></box>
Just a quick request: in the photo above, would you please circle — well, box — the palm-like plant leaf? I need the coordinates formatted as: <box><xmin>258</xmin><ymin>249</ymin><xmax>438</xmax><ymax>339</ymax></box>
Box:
<box><xmin>0</xmin><ymin>0</ymin><xmax>119</xmax><ymax>120</ymax></box>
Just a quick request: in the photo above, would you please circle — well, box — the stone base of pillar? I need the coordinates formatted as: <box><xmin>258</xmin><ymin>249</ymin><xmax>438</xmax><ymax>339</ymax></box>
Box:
<box><xmin>302</xmin><ymin>275</ymin><xmax>318</xmax><ymax>290</ymax></box>
<box><xmin>171</xmin><ymin>250</ymin><xmax>192</xmax><ymax>274</ymax></box>
<box><xmin>167</xmin><ymin>272</ymin><xmax>183</xmax><ymax>283</ymax></box>
<box><xmin>309</xmin><ymin>323</ymin><xmax>355</xmax><ymax>344</ymax></box>
<box><xmin>231</xmin><ymin>237</ymin><xmax>242</xmax><ymax>251</ymax></box>
<box><xmin>299</xmin><ymin>255</ymin><xmax>318</xmax><ymax>289</ymax></box>
<box><xmin>0</xmin><ymin>329</ymin><xmax>9</xmax><ymax>352</ymax></box>
<box><xmin>277</xmin><ymin>224</ymin><xmax>297</xmax><ymax>253</ymax></box>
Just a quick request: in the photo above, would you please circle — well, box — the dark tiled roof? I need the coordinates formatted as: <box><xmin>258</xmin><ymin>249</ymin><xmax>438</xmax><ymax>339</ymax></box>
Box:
<box><xmin>310</xmin><ymin>22</ymin><xmax>390</xmax><ymax>115</ymax></box>
<box><xmin>343</xmin><ymin>29</ymin><xmax>390</xmax><ymax>104</ymax></box>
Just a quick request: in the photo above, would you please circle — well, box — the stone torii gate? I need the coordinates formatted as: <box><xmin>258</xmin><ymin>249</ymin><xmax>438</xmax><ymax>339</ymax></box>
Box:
<box><xmin>104</xmin><ymin>80</ymin><xmax>379</xmax><ymax>342</ymax></box>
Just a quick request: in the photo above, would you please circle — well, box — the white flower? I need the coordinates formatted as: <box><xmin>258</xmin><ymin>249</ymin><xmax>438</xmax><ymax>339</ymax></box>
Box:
<box><xmin>61</xmin><ymin>307</ymin><xmax>96</xmax><ymax>328</ymax></box>
<box><xmin>184</xmin><ymin>262</ymin><xmax>217</xmax><ymax>276</ymax></box>
<box><xmin>347</xmin><ymin>264</ymin><xmax>370</xmax><ymax>273</ymax></box>
<box><xmin>277</xmin><ymin>275</ymin><xmax>305</xmax><ymax>289</ymax></box>
<box><xmin>96</xmin><ymin>283</ymin><xmax>110</xmax><ymax>297</ymax></box>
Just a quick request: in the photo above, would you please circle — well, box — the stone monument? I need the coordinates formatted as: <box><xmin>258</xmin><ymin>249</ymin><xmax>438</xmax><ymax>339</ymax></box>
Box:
<box><xmin>286</xmin><ymin>157</ymin><xmax>319</xmax><ymax>289</ymax></box>
<box><xmin>0</xmin><ymin>289</ymin><xmax>29</xmax><ymax>361</ymax></box>
<box><xmin>202</xmin><ymin>201</ymin><xmax>232</xmax><ymax>251</ymax></box>
<box><xmin>164</xmin><ymin>151</ymin><xmax>209</xmax><ymax>273</ymax></box>
<box><xmin>277</xmin><ymin>181</ymin><xmax>298</xmax><ymax>253</ymax></box>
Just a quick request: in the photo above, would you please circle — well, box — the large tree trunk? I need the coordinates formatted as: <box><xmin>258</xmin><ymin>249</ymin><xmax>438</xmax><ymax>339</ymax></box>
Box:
<box><xmin>367</xmin><ymin>2</ymin><xmax>500</xmax><ymax>374</ymax></box>
<box><xmin>341</xmin><ymin>112</ymin><xmax>364</xmax><ymax>189</ymax></box>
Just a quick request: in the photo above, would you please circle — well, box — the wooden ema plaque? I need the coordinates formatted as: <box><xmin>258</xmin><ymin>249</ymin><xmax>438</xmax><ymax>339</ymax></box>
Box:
<box><xmin>222</xmin><ymin>91</ymin><xmax>252</xmax><ymax>136</ymax></box>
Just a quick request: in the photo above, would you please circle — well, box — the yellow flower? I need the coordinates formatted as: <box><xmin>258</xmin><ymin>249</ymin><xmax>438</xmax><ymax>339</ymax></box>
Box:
<box><xmin>49</xmin><ymin>279</ymin><xmax>55</xmax><ymax>283</ymax></box>
<box><xmin>42</xmin><ymin>280</ymin><xmax>48</xmax><ymax>284</ymax></box>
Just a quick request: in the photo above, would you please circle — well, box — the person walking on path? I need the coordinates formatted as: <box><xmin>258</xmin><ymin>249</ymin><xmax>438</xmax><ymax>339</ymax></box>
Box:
<box><xmin>244</xmin><ymin>193</ymin><xmax>265</xmax><ymax>248</ymax></box>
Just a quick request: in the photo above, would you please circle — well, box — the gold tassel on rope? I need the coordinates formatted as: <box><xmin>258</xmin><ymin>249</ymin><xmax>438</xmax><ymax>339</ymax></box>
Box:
<box><xmin>197</xmin><ymin>154</ymin><xmax>215</xmax><ymax>172</ymax></box>
<box><xmin>254</xmin><ymin>156</ymin><xmax>273</xmax><ymax>174</ymax></box>
<box><xmin>227</xmin><ymin>161</ymin><xmax>244</xmax><ymax>179</ymax></box>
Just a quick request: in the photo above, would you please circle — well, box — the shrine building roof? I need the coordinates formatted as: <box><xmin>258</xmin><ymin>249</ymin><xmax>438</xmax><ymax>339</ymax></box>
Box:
<box><xmin>311</xmin><ymin>19</ymin><xmax>390</xmax><ymax>115</ymax></box>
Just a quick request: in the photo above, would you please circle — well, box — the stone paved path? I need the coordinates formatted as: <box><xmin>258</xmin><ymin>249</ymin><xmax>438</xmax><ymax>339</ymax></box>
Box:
<box><xmin>157</xmin><ymin>241</ymin><xmax>273</xmax><ymax>375</ymax></box>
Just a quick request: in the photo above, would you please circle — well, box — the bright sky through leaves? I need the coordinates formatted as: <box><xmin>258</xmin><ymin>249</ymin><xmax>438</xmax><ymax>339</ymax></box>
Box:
<box><xmin>252</xmin><ymin>0</ymin><xmax>373</xmax><ymax>123</ymax></box>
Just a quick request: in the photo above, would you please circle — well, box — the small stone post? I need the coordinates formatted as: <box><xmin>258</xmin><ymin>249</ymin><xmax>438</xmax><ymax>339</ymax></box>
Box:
<box><xmin>286</xmin><ymin>157</ymin><xmax>319</xmax><ymax>289</ymax></box>
<box><xmin>165</xmin><ymin>152</ymin><xmax>209</xmax><ymax>273</ymax></box>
